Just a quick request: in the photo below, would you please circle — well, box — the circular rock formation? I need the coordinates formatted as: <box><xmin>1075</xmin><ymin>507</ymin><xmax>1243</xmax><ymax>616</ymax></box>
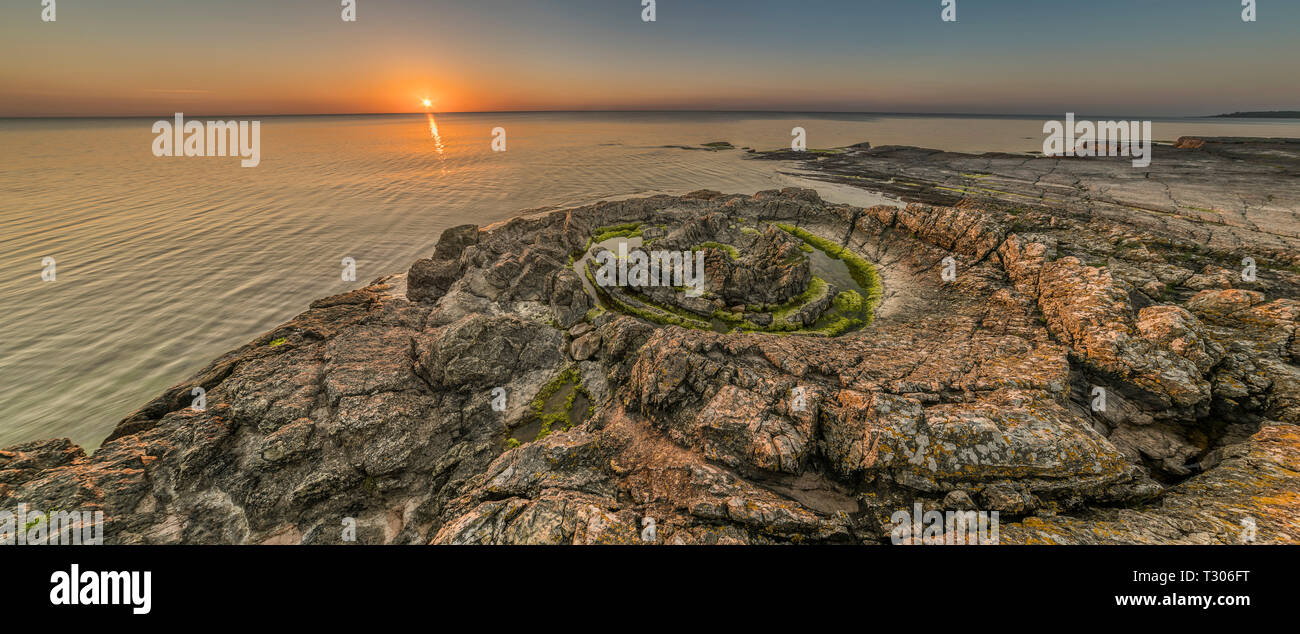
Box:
<box><xmin>576</xmin><ymin>213</ymin><xmax>880</xmax><ymax>336</ymax></box>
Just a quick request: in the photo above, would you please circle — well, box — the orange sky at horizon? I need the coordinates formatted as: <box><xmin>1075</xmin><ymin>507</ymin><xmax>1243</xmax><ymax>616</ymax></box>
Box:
<box><xmin>2</xmin><ymin>0</ymin><xmax>1297</xmax><ymax>118</ymax></box>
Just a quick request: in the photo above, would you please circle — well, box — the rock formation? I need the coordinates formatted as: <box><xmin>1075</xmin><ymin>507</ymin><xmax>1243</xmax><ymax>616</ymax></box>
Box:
<box><xmin>3</xmin><ymin>141</ymin><xmax>1298</xmax><ymax>544</ymax></box>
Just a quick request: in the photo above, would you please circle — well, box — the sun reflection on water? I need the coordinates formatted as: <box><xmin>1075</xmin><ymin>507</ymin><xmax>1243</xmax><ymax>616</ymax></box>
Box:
<box><xmin>426</xmin><ymin>112</ymin><xmax>445</xmax><ymax>156</ymax></box>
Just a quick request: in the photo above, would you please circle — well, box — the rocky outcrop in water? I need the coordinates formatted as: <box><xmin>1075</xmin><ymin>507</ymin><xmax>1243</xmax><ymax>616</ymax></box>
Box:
<box><xmin>3</xmin><ymin>165</ymin><xmax>1297</xmax><ymax>544</ymax></box>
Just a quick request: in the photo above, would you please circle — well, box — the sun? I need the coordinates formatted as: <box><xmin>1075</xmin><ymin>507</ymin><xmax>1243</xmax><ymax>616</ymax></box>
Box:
<box><xmin>421</xmin><ymin>99</ymin><xmax>432</xmax><ymax>109</ymax></box>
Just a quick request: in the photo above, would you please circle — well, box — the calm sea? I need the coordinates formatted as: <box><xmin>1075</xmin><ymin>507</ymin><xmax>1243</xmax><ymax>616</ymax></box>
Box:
<box><xmin>3</xmin><ymin>112</ymin><xmax>1297</xmax><ymax>448</ymax></box>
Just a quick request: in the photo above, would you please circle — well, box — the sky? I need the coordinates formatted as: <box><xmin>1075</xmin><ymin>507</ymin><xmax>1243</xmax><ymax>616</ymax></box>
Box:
<box><xmin>1</xmin><ymin>0</ymin><xmax>1296</xmax><ymax>117</ymax></box>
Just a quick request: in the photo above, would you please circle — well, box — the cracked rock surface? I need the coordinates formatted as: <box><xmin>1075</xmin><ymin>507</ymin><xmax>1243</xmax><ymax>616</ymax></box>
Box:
<box><xmin>3</xmin><ymin>169</ymin><xmax>1297</xmax><ymax>543</ymax></box>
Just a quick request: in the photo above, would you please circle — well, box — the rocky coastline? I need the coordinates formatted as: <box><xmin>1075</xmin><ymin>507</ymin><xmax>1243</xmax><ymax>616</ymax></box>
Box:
<box><xmin>3</xmin><ymin>138</ymin><xmax>1297</xmax><ymax>544</ymax></box>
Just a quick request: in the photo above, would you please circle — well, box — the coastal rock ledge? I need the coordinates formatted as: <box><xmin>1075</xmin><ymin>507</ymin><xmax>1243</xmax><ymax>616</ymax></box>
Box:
<box><xmin>3</xmin><ymin>188</ymin><xmax>1297</xmax><ymax>544</ymax></box>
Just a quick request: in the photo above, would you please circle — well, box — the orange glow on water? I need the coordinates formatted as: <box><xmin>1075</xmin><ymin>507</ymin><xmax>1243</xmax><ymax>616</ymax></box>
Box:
<box><xmin>426</xmin><ymin>113</ymin><xmax>444</xmax><ymax>156</ymax></box>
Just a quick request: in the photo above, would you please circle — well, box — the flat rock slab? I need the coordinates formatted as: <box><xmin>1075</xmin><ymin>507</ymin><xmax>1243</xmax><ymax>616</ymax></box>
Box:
<box><xmin>752</xmin><ymin>138</ymin><xmax>1300</xmax><ymax>256</ymax></box>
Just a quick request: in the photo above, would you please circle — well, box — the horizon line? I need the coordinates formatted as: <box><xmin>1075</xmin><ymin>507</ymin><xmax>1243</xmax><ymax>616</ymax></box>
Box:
<box><xmin>0</xmin><ymin>108</ymin><xmax>1284</xmax><ymax>121</ymax></box>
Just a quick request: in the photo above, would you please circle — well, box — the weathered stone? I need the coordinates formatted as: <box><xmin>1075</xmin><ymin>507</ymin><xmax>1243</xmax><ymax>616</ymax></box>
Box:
<box><xmin>943</xmin><ymin>490</ymin><xmax>975</xmax><ymax>511</ymax></box>
<box><xmin>570</xmin><ymin>332</ymin><xmax>600</xmax><ymax>361</ymax></box>
<box><xmin>2</xmin><ymin>179</ymin><xmax>1295</xmax><ymax>545</ymax></box>
<box><xmin>407</xmin><ymin>224</ymin><xmax>480</xmax><ymax>302</ymax></box>
<box><xmin>417</xmin><ymin>314</ymin><xmax>566</xmax><ymax>388</ymax></box>
<box><xmin>1001</xmin><ymin>424</ymin><xmax>1300</xmax><ymax>544</ymax></box>
<box><xmin>1136</xmin><ymin>305</ymin><xmax>1224</xmax><ymax>374</ymax></box>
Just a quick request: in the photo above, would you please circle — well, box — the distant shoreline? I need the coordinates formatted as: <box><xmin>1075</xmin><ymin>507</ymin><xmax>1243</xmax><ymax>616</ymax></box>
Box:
<box><xmin>1211</xmin><ymin>111</ymin><xmax>1300</xmax><ymax>119</ymax></box>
